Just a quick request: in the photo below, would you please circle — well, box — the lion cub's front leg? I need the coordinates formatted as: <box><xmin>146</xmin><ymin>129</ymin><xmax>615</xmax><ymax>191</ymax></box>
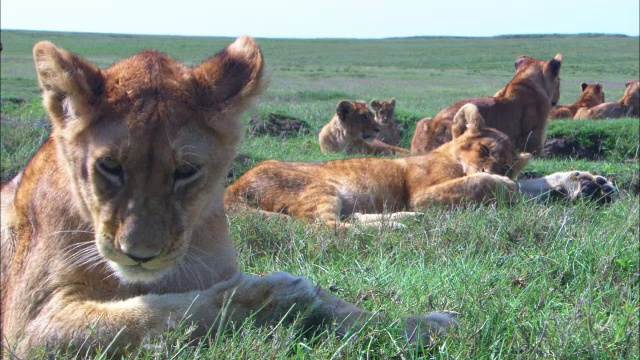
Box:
<box><xmin>516</xmin><ymin>171</ymin><xmax>619</xmax><ymax>203</ymax></box>
<box><xmin>409</xmin><ymin>173</ymin><xmax>518</xmax><ymax>209</ymax></box>
<box><xmin>236</xmin><ymin>273</ymin><xmax>458</xmax><ymax>345</ymax></box>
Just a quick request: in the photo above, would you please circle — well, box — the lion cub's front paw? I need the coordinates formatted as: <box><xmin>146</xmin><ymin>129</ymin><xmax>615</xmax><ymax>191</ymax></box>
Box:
<box><xmin>403</xmin><ymin>310</ymin><xmax>459</xmax><ymax>348</ymax></box>
<box><xmin>545</xmin><ymin>171</ymin><xmax>619</xmax><ymax>204</ymax></box>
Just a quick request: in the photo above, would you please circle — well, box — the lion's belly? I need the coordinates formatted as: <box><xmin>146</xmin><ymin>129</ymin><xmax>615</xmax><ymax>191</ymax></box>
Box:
<box><xmin>336</xmin><ymin>183</ymin><xmax>406</xmax><ymax>216</ymax></box>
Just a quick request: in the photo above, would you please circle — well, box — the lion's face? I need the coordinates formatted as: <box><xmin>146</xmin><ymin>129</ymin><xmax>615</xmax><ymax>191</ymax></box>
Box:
<box><xmin>336</xmin><ymin>100</ymin><xmax>380</xmax><ymax>142</ymax></box>
<box><xmin>33</xmin><ymin>37</ymin><xmax>264</xmax><ymax>283</ymax></box>
<box><xmin>88</xmin><ymin>119</ymin><xmax>228</xmax><ymax>283</ymax></box>
<box><xmin>450</xmin><ymin>104</ymin><xmax>531</xmax><ymax>178</ymax></box>
<box><xmin>579</xmin><ymin>82</ymin><xmax>605</xmax><ymax>105</ymax></box>
<box><xmin>371</xmin><ymin>98</ymin><xmax>396</xmax><ymax>125</ymax></box>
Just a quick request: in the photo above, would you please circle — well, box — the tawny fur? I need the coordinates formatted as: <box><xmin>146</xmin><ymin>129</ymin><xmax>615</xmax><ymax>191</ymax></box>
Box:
<box><xmin>411</xmin><ymin>54</ymin><xmax>563</xmax><ymax>154</ymax></box>
<box><xmin>548</xmin><ymin>82</ymin><xmax>605</xmax><ymax>119</ymax></box>
<box><xmin>318</xmin><ymin>100</ymin><xmax>410</xmax><ymax>155</ymax></box>
<box><xmin>226</xmin><ymin>104</ymin><xmax>618</xmax><ymax>230</ymax></box>
<box><xmin>574</xmin><ymin>80</ymin><xmax>640</xmax><ymax>119</ymax></box>
<box><xmin>371</xmin><ymin>98</ymin><xmax>402</xmax><ymax>145</ymax></box>
<box><xmin>0</xmin><ymin>37</ymin><xmax>457</xmax><ymax>358</ymax></box>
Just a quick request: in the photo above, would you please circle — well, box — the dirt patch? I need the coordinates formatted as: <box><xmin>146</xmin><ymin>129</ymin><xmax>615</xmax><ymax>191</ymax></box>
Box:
<box><xmin>543</xmin><ymin>135</ymin><xmax>604</xmax><ymax>159</ymax></box>
<box><xmin>247</xmin><ymin>113</ymin><xmax>310</xmax><ymax>138</ymax></box>
<box><xmin>1</xmin><ymin>98</ymin><xmax>26</xmax><ymax>105</ymax></box>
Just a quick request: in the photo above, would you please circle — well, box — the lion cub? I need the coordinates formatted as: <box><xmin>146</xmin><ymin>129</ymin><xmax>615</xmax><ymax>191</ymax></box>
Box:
<box><xmin>411</xmin><ymin>54</ymin><xmax>563</xmax><ymax>154</ymax></box>
<box><xmin>548</xmin><ymin>82</ymin><xmax>605</xmax><ymax>119</ymax></box>
<box><xmin>318</xmin><ymin>100</ymin><xmax>410</xmax><ymax>155</ymax></box>
<box><xmin>371</xmin><ymin>98</ymin><xmax>402</xmax><ymax>145</ymax></box>
<box><xmin>574</xmin><ymin>80</ymin><xmax>639</xmax><ymax>119</ymax></box>
<box><xmin>226</xmin><ymin>104</ymin><xmax>617</xmax><ymax>230</ymax></box>
<box><xmin>1</xmin><ymin>37</ymin><xmax>457</xmax><ymax>357</ymax></box>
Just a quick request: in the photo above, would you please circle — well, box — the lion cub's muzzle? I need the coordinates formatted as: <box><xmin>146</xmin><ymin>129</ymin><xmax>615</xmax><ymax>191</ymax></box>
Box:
<box><xmin>97</xmin><ymin>213</ymin><xmax>187</xmax><ymax>282</ymax></box>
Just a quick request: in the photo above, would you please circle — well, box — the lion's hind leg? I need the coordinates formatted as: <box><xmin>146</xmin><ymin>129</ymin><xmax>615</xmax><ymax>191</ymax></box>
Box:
<box><xmin>516</xmin><ymin>171</ymin><xmax>619</xmax><ymax>204</ymax></box>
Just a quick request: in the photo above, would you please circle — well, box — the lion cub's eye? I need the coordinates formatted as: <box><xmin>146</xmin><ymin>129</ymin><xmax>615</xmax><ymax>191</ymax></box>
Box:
<box><xmin>174</xmin><ymin>163</ymin><xmax>201</xmax><ymax>184</ymax></box>
<box><xmin>95</xmin><ymin>156</ymin><xmax>124</xmax><ymax>186</ymax></box>
<box><xmin>480</xmin><ymin>144</ymin><xmax>491</xmax><ymax>157</ymax></box>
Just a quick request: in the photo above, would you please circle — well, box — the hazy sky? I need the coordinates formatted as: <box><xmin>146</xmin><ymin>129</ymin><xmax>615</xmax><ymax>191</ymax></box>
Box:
<box><xmin>1</xmin><ymin>0</ymin><xmax>639</xmax><ymax>38</ymax></box>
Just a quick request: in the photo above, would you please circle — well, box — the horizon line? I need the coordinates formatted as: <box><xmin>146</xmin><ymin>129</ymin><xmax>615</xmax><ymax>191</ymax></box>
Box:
<box><xmin>1</xmin><ymin>28</ymin><xmax>638</xmax><ymax>40</ymax></box>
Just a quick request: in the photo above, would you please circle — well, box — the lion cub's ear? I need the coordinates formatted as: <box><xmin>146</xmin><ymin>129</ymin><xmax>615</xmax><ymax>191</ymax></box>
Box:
<box><xmin>33</xmin><ymin>41</ymin><xmax>105</xmax><ymax>132</ymax></box>
<box><xmin>581</xmin><ymin>83</ymin><xmax>588</xmax><ymax>92</ymax></box>
<box><xmin>511</xmin><ymin>152</ymin><xmax>532</xmax><ymax>178</ymax></box>
<box><xmin>594</xmin><ymin>83</ymin><xmax>602</xmax><ymax>93</ymax></box>
<box><xmin>452</xmin><ymin>103</ymin><xmax>485</xmax><ymax>138</ymax></box>
<box><xmin>370</xmin><ymin>100</ymin><xmax>381</xmax><ymax>111</ymax></box>
<box><xmin>514</xmin><ymin>55</ymin><xmax>532</xmax><ymax>72</ymax></box>
<box><xmin>390</xmin><ymin>97</ymin><xmax>396</xmax><ymax>107</ymax></box>
<box><xmin>337</xmin><ymin>100</ymin><xmax>355</xmax><ymax>120</ymax></box>
<box><xmin>194</xmin><ymin>36</ymin><xmax>265</xmax><ymax>117</ymax></box>
<box><xmin>546</xmin><ymin>54</ymin><xmax>562</xmax><ymax>76</ymax></box>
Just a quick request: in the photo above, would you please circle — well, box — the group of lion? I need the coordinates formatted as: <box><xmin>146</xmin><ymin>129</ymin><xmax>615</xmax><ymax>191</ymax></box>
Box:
<box><xmin>316</xmin><ymin>58</ymin><xmax>639</xmax><ymax>157</ymax></box>
<box><xmin>0</xmin><ymin>37</ymin><xmax>623</xmax><ymax>357</ymax></box>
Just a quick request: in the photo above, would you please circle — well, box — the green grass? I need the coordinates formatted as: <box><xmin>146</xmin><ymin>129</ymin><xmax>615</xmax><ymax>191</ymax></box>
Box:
<box><xmin>1</xmin><ymin>30</ymin><xmax>638</xmax><ymax>358</ymax></box>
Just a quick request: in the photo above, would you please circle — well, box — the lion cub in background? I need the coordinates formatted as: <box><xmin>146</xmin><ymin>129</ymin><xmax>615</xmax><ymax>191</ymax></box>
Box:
<box><xmin>371</xmin><ymin>97</ymin><xmax>402</xmax><ymax>145</ymax></box>
<box><xmin>319</xmin><ymin>100</ymin><xmax>410</xmax><ymax>155</ymax></box>
<box><xmin>227</xmin><ymin>104</ymin><xmax>618</xmax><ymax>230</ymax></box>
<box><xmin>574</xmin><ymin>80</ymin><xmax>639</xmax><ymax>119</ymax></box>
<box><xmin>548</xmin><ymin>82</ymin><xmax>605</xmax><ymax>119</ymax></box>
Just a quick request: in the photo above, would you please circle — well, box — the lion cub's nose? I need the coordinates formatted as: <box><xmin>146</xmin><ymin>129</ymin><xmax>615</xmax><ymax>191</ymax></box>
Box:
<box><xmin>125</xmin><ymin>253</ymin><xmax>156</xmax><ymax>263</ymax></box>
<box><xmin>120</xmin><ymin>246</ymin><xmax>160</xmax><ymax>263</ymax></box>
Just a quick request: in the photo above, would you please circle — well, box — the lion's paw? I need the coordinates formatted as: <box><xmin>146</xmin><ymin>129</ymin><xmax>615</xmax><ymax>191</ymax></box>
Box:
<box><xmin>546</xmin><ymin>171</ymin><xmax>619</xmax><ymax>204</ymax></box>
<box><xmin>403</xmin><ymin>310</ymin><xmax>459</xmax><ymax>348</ymax></box>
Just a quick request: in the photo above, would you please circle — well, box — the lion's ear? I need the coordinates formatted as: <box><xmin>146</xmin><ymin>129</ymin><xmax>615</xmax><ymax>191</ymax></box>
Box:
<box><xmin>510</xmin><ymin>153</ymin><xmax>532</xmax><ymax>178</ymax></box>
<box><xmin>390</xmin><ymin>98</ymin><xmax>396</xmax><ymax>107</ymax></box>
<box><xmin>581</xmin><ymin>83</ymin><xmax>588</xmax><ymax>92</ymax></box>
<box><xmin>194</xmin><ymin>36</ymin><xmax>265</xmax><ymax>116</ymax></box>
<box><xmin>595</xmin><ymin>83</ymin><xmax>602</xmax><ymax>93</ymax></box>
<box><xmin>514</xmin><ymin>55</ymin><xmax>531</xmax><ymax>72</ymax></box>
<box><xmin>370</xmin><ymin>100</ymin><xmax>381</xmax><ymax>111</ymax></box>
<box><xmin>625</xmin><ymin>81</ymin><xmax>632</xmax><ymax>88</ymax></box>
<box><xmin>337</xmin><ymin>100</ymin><xmax>355</xmax><ymax>120</ymax></box>
<box><xmin>33</xmin><ymin>41</ymin><xmax>104</xmax><ymax>131</ymax></box>
<box><xmin>547</xmin><ymin>54</ymin><xmax>562</xmax><ymax>76</ymax></box>
<box><xmin>452</xmin><ymin>103</ymin><xmax>485</xmax><ymax>138</ymax></box>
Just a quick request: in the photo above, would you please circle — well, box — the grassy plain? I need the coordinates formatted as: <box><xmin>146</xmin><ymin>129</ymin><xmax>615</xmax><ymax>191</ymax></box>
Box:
<box><xmin>1</xmin><ymin>30</ymin><xmax>638</xmax><ymax>358</ymax></box>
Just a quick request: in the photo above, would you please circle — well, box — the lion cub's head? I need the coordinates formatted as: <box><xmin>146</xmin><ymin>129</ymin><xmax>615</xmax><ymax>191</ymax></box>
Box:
<box><xmin>370</xmin><ymin>98</ymin><xmax>396</xmax><ymax>125</ymax></box>
<box><xmin>577</xmin><ymin>82</ymin><xmax>605</xmax><ymax>107</ymax></box>
<box><xmin>512</xmin><ymin>54</ymin><xmax>562</xmax><ymax>106</ymax></box>
<box><xmin>449</xmin><ymin>104</ymin><xmax>531</xmax><ymax>178</ymax></box>
<box><xmin>33</xmin><ymin>37</ymin><xmax>264</xmax><ymax>283</ymax></box>
<box><xmin>335</xmin><ymin>100</ymin><xmax>380</xmax><ymax>142</ymax></box>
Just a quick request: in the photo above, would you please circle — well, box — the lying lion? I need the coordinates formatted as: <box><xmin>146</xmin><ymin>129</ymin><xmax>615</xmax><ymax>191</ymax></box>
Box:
<box><xmin>371</xmin><ymin>97</ymin><xmax>402</xmax><ymax>145</ymax></box>
<box><xmin>318</xmin><ymin>100</ymin><xmax>410</xmax><ymax>155</ymax></box>
<box><xmin>548</xmin><ymin>82</ymin><xmax>605</xmax><ymax>119</ymax></box>
<box><xmin>574</xmin><ymin>80</ymin><xmax>639</xmax><ymax>119</ymax></box>
<box><xmin>411</xmin><ymin>54</ymin><xmax>562</xmax><ymax>154</ymax></box>
<box><xmin>226</xmin><ymin>104</ymin><xmax>618</xmax><ymax>230</ymax></box>
<box><xmin>0</xmin><ymin>37</ymin><xmax>456</xmax><ymax>357</ymax></box>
